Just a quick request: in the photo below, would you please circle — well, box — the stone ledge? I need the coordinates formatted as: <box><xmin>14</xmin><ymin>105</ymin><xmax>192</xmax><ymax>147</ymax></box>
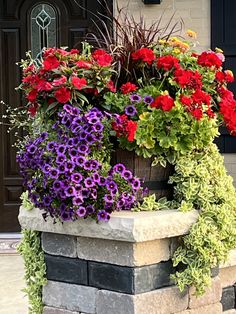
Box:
<box><xmin>19</xmin><ymin>206</ymin><xmax>199</xmax><ymax>243</ymax></box>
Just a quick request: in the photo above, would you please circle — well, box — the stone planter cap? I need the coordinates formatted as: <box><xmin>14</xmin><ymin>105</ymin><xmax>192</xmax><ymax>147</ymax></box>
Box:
<box><xmin>19</xmin><ymin>206</ymin><xmax>199</xmax><ymax>243</ymax></box>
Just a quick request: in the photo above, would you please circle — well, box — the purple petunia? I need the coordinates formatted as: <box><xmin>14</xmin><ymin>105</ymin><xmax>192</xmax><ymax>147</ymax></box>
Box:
<box><xmin>143</xmin><ymin>95</ymin><xmax>154</xmax><ymax>104</ymax></box>
<box><xmin>76</xmin><ymin>206</ymin><xmax>87</xmax><ymax>217</ymax></box>
<box><xmin>71</xmin><ymin>173</ymin><xmax>83</xmax><ymax>183</ymax></box>
<box><xmin>125</xmin><ymin>105</ymin><xmax>137</xmax><ymax>117</ymax></box>
<box><xmin>130</xmin><ymin>94</ymin><xmax>142</xmax><ymax>103</ymax></box>
<box><xmin>97</xmin><ymin>210</ymin><xmax>110</xmax><ymax>221</ymax></box>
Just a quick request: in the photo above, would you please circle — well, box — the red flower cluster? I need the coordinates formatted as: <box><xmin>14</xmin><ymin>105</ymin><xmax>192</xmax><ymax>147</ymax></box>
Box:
<box><xmin>180</xmin><ymin>89</ymin><xmax>213</xmax><ymax>120</ymax></box>
<box><xmin>150</xmin><ymin>95</ymin><xmax>175</xmax><ymax>111</ymax></box>
<box><xmin>197</xmin><ymin>51</ymin><xmax>222</xmax><ymax>68</ymax></box>
<box><xmin>215</xmin><ymin>70</ymin><xmax>234</xmax><ymax>83</ymax></box>
<box><xmin>131</xmin><ymin>48</ymin><xmax>156</xmax><ymax>65</ymax></box>
<box><xmin>92</xmin><ymin>49</ymin><xmax>113</xmax><ymax>67</ymax></box>
<box><xmin>157</xmin><ymin>55</ymin><xmax>179</xmax><ymax>71</ymax></box>
<box><xmin>120</xmin><ymin>82</ymin><xmax>137</xmax><ymax>94</ymax></box>
<box><xmin>112</xmin><ymin>115</ymin><xmax>138</xmax><ymax>142</ymax></box>
<box><xmin>219</xmin><ymin>87</ymin><xmax>236</xmax><ymax>135</ymax></box>
<box><xmin>20</xmin><ymin>46</ymin><xmax>114</xmax><ymax>116</ymax></box>
<box><xmin>174</xmin><ymin>68</ymin><xmax>202</xmax><ymax>89</ymax></box>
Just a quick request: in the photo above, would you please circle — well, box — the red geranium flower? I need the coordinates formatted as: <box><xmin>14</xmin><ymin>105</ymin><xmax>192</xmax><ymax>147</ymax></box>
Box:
<box><xmin>71</xmin><ymin>77</ymin><xmax>87</xmax><ymax>90</ymax></box>
<box><xmin>224</xmin><ymin>70</ymin><xmax>234</xmax><ymax>83</ymax></box>
<box><xmin>132</xmin><ymin>48</ymin><xmax>156</xmax><ymax>65</ymax></box>
<box><xmin>54</xmin><ymin>87</ymin><xmax>71</xmax><ymax>103</ymax></box>
<box><xmin>120</xmin><ymin>82</ymin><xmax>137</xmax><ymax>94</ymax></box>
<box><xmin>151</xmin><ymin>95</ymin><xmax>175</xmax><ymax>111</ymax></box>
<box><xmin>126</xmin><ymin>120</ymin><xmax>138</xmax><ymax>142</ymax></box>
<box><xmin>92</xmin><ymin>49</ymin><xmax>113</xmax><ymax>67</ymax></box>
<box><xmin>197</xmin><ymin>51</ymin><xmax>222</xmax><ymax>68</ymax></box>
<box><xmin>179</xmin><ymin>95</ymin><xmax>192</xmax><ymax>107</ymax></box>
<box><xmin>192</xmin><ymin>89</ymin><xmax>211</xmax><ymax>106</ymax></box>
<box><xmin>157</xmin><ymin>55</ymin><xmax>180</xmax><ymax>71</ymax></box>
<box><xmin>191</xmin><ymin>108</ymin><xmax>203</xmax><ymax>120</ymax></box>
<box><xmin>43</xmin><ymin>55</ymin><xmax>60</xmax><ymax>71</ymax></box>
<box><xmin>174</xmin><ymin>68</ymin><xmax>202</xmax><ymax>89</ymax></box>
<box><xmin>27</xmin><ymin>89</ymin><xmax>38</xmax><ymax>102</ymax></box>
<box><xmin>215</xmin><ymin>71</ymin><xmax>225</xmax><ymax>83</ymax></box>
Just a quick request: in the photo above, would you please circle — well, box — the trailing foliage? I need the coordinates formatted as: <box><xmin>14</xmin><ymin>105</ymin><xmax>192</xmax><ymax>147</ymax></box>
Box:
<box><xmin>136</xmin><ymin>143</ymin><xmax>236</xmax><ymax>295</ymax></box>
<box><xmin>17</xmin><ymin>229</ymin><xmax>47</xmax><ymax>314</ymax></box>
<box><xmin>170</xmin><ymin>143</ymin><xmax>236</xmax><ymax>295</ymax></box>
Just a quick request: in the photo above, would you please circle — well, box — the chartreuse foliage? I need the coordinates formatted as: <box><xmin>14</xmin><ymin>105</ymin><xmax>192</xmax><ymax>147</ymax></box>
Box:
<box><xmin>17</xmin><ymin>229</ymin><xmax>47</xmax><ymax>314</ymax></box>
<box><xmin>136</xmin><ymin>143</ymin><xmax>236</xmax><ymax>295</ymax></box>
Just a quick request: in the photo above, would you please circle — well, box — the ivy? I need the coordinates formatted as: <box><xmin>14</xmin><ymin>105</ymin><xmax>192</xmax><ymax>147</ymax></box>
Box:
<box><xmin>17</xmin><ymin>229</ymin><xmax>47</xmax><ymax>314</ymax></box>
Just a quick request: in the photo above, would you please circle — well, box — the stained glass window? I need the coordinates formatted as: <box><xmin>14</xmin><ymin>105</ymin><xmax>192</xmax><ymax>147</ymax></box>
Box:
<box><xmin>31</xmin><ymin>4</ymin><xmax>57</xmax><ymax>59</ymax></box>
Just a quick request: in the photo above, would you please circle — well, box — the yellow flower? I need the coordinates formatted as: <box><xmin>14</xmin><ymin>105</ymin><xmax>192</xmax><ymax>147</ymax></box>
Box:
<box><xmin>139</xmin><ymin>112</ymin><xmax>149</xmax><ymax>120</ymax></box>
<box><xmin>173</xmin><ymin>48</ymin><xmax>181</xmax><ymax>54</ymax></box>
<box><xmin>186</xmin><ymin>29</ymin><xmax>197</xmax><ymax>38</ymax></box>
<box><xmin>215</xmin><ymin>47</ymin><xmax>223</xmax><ymax>53</ymax></box>
<box><xmin>159</xmin><ymin>39</ymin><xmax>167</xmax><ymax>45</ymax></box>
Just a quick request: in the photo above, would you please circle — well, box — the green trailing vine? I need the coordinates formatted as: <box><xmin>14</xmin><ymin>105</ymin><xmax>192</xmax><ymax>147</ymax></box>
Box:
<box><xmin>136</xmin><ymin>143</ymin><xmax>236</xmax><ymax>295</ymax></box>
<box><xmin>17</xmin><ymin>229</ymin><xmax>47</xmax><ymax>314</ymax></box>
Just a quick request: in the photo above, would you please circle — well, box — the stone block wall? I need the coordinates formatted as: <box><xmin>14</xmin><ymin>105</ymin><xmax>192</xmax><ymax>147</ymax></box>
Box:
<box><xmin>115</xmin><ymin>0</ymin><xmax>211</xmax><ymax>51</ymax></box>
<box><xmin>18</xmin><ymin>207</ymin><xmax>236</xmax><ymax>314</ymax></box>
<box><xmin>223</xmin><ymin>154</ymin><xmax>236</xmax><ymax>186</ymax></box>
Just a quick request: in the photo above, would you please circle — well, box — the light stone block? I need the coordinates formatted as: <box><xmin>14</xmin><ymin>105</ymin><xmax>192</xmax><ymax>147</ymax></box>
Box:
<box><xmin>189</xmin><ymin>277</ymin><xmax>222</xmax><ymax>309</ymax></box>
<box><xmin>43</xmin><ymin>281</ymin><xmax>98</xmax><ymax>313</ymax></box>
<box><xmin>96</xmin><ymin>290</ymin><xmax>135</xmax><ymax>314</ymax></box>
<box><xmin>43</xmin><ymin>306</ymin><xmax>80</xmax><ymax>314</ymax></box>
<box><xmin>97</xmin><ymin>286</ymin><xmax>188</xmax><ymax>314</ymax></box>
<box><xmin>42</xmin><ymin>232</ymin><xmax>77</xmax><ymax>257</ymax></box>
<box><xmin>219</xmin><ymin>265</ymin><xmax>236</xmax><ymax>287</ymax></box>
<box><xmin>19</xmin><ymin>207</ymin><xmax>199</xmax><ymax>242</ymax></box>
<box><xmin>134</xmin><ymin>286</ymin><xmax>188</xmax><ymax>314</ymax></box>
<box><xmin>224</xmin><ymin>310</ymin><xmax>236</xmax><ymax>314</ymax></box>
<box><xmin>177</xmin><ymin>302</ymin><xmax>223</xmax><ymax>314</ymax></box>
<box><xmin>77</xmin><ymin>237</ymin><xmax>171</xmax><ymax>266</ymax></box>
<box><xmin>221</xmin><ymin>249</ymin><xmax>236</xmax><ymax>268</ymax></box>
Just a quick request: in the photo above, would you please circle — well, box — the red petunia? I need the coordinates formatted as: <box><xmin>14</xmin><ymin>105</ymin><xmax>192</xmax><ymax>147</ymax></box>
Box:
<box><xmin>151</xmin><ymin>95</ymin><xmax>175</xmax><ymax>111</ymax></box>
<box><xmin>92</xmin><ymin>49</ymin><xmax>113</xmax><ymax>67</ymax></box>
<box><xmin>71</xmin><ymin>77</ymin><xmax>87</xmax><ymax>90</ymax></box>
<box><xmin>132</xmin><ymin>48</ymin><xmax>156</xmax><ymax>65</ymax></box>
<box><xmin>43</xmin><ymin>55</ymin><xmax>60</xmax><ymax>71</ymax></box>
<box><xmin>157</xmin><ymin>55</ymin><xmax>179</xmax><ymax>71</ymax></box>
<box><xmin>126</xmin><ymin>120</ymin><xmax>138</xmax><ymax>142</ymax></box>
<box><xmin>197</xmin><ymin>51</ymin><xmax>222</xmax><ymax>68</ymax></box>
<box><xmin>54</xmin><ymin>87</ymin><xmax>71</xmax><ymax>103</ymax></box>
<box><xmin>27</xmin><ymin>89</ymin><xmax>38</xmax><ymax>102</ymax></box>
<box><xmin>120</xmin><ymin>82</ymin><xmax>137</xmax><ymax>94</ymax></box>
<box><xmin>76</xmin><ymin>60</ymin><xmax>92</xmax><ymax>69</ymax></box>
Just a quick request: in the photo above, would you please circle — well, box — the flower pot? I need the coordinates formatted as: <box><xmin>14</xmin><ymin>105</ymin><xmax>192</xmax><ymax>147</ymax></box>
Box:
<box><xmin>111</xmin><ymin>149</ymin><xmax>174</xmax><ymax>199</ymax></box>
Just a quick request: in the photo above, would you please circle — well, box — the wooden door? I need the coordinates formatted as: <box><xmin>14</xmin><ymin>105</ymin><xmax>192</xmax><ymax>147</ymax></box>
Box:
<box><xmin>0</xmin><ymin>0</ymin><xmax>111</xmax><ymax>232</ymax></box>
<box><xmin>211</xmin><ymin>0</ymin><xmax>236</xmax><ymax>153</ymax></box>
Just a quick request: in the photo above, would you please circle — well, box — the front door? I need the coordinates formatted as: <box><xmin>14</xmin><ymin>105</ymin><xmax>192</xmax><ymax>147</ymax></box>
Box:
<box><xmin>0</xmin><ymin>0</ymin><xmax>111</xmax><ymax>232</ymax></box>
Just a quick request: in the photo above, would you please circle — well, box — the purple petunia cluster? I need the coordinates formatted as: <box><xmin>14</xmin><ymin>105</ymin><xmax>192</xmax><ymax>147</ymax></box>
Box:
<box><xmin>17</xmin><ymin>105</ymin><xmax>143</xmax><ymax>222</ymax></box>
<box><xmin>124</xmin><ymin>94</ymin><xmax>154</xmax><ymax>117</ymax></box>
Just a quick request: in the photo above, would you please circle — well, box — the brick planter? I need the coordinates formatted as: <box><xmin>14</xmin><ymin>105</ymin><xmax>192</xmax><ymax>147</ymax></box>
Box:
<box><xmin>19</xmin><ymin>207</ymin><xmax>236</xmax><ymax>314</ymax></box>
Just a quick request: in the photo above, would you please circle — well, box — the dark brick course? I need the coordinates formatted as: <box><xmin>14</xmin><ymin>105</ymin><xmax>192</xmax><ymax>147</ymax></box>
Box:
<box><xmin>221</xmin><ymin>286</ymin><xmax>235</xmax><ymax>311</ymax></box>
<box><xmin>45</xmin><ymin>254</ymin><xmax>88</xmax><ymax>285</ymax></box>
